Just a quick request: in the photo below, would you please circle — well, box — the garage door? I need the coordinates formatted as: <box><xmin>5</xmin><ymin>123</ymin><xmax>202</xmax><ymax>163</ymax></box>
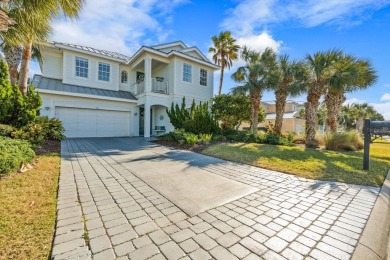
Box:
<box><xmin>55</xmin><ymin>107</ymin><xmax>131</xmax><ymax>138</ymax></box>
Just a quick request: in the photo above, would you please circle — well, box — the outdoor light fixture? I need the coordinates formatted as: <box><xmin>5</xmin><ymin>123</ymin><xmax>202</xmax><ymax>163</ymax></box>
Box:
<box><xmin>45</xmin><ymin>106</ymin><xmax>50</xmax><ymax>111</ymax></box>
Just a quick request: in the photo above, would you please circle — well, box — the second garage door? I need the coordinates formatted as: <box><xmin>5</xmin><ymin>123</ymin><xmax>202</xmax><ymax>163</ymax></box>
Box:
<box><xmin>56</xmin><ymin>107</ymin><xmax>131</xmax><ymax>138</ymax></box>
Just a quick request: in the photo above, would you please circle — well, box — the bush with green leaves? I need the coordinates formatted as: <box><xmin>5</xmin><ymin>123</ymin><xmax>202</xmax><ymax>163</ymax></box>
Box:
<box><xmin>0</xmin><ymin>60</ymin><xmax>42</xmax><ymax>128</ymax></box>
<box><xmin>166</xmin><ymin>97</ymin><xmax>220</xmax><ymax>134</ymax></box>
<box><xmin>324</xmin><ymin>131</ymin><xmax>363</xmax><ymax>151</ymax></box>
<box><xmin>0</xmin><ymin>137</ymin><xmax>35</xmax><ymax>175</ymax></box>
<box><xmin>0</xmin><ymin>124</ymin><xmax>16</xmax><ymax>137</ymax></box>
<box><xmin>212</xmin><ymin>94</ymin><xmax>265</xmax><ymax>130</ymax></box>
<box><xmin>198</xmin><ymin>133</ymin><xmax>212</xmax><ymax>144</ymax></box>
<box><xmin>11</xmin><ymin>116</ymin><xmax>65</xmax><ymax>144</ymax></box>
<box><xmin>184</xmin><ymin>133</ymin><xmax>198</xmax><ymax>145</ymax></box>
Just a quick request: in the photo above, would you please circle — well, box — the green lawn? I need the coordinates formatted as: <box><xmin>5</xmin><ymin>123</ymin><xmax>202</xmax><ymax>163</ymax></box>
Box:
<box><xmin>0</xmin><ymin>155</ymin><xmax>60</xmax><ymax>260</ymax></box>
<box><xmin>202</xmin><ymin>139</ymin><xmax>390</xmax><ymax>187</ymax></box>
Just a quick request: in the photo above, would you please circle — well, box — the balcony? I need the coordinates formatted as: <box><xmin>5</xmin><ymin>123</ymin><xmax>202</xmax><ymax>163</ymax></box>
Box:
<box><xmin>129</xmin><ymin>77</ymin><xmax>169</xmax><ymax>96</ymax></box>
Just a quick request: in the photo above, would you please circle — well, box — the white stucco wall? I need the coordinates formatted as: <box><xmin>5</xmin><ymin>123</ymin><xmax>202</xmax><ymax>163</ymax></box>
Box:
<box><xmin>62</xmin><ymin>50</ymin><xmax>120</xmax><ymax>91</ymax></box>
<box><xmin>42</xmin><ymin>51</ymin><xmax>63</xmax><ymax>79</ymax></box>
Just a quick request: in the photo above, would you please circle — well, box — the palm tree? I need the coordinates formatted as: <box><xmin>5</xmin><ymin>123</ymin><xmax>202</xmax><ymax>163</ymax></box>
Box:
<box><xmin>0</xmin><ymin>42</ymin><xmax>22</xmax><ymax>84</ymax></box>
<box><xmin>0</xmin><ymin>0</ymin><xmax>14</xmax><ymax>32</ymax></box>
<box><xmin>325</xmin><ymin>55</ymin><xmax>377</xmax><ymax>132</ymax></box>
<box><xmin>304</xmin><ymin>49</ymin><xmax>342</xmax><ymax>148</ymax></box>
<box><xmin>209</xmin><ymin>31</ymin><xmax>240</xmax><ymax>95</ymax></box>
<box><xmin>350</xmin><ymin>103</ymin><xmax>375</xmax><ymax>134</ymax></box>
<box><xmin>273</xmin><ymin>55</ymin><xmax>308</xmax><ymax>135</ymax></box>
<box><xmin>231</xmin><ymin>47</ymin><xmax>278</xmax><ymax>134</ymax></box>
<box><xmin>1</xmin><ymin>0</ymin><xmax>84</xmax><ymax>95</ymax></box>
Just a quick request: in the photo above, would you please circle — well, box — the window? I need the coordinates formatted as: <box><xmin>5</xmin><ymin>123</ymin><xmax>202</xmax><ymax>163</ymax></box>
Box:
<box><xmin>98</xmin><ymin>62</ymin><xmax>110</xmax><ymax>81</ymax></box>
<box><xmin>200</xmin><ymin>68</ymin><xmax>207</xmax><ymax>86</ymax></box>
<box><xmin>121</xmin><ymin>70</ymin><xmax>128</xmax><ymax>84</ymax></box>
<box><xmin>75</xmin><ymin>57</ymin><xmax>88</xmax><ymax>78</ymax></box>
<box><xmin>183</xmin><ymin>63</ymin><xmax>192</xmax><ymax>82</ymax></box>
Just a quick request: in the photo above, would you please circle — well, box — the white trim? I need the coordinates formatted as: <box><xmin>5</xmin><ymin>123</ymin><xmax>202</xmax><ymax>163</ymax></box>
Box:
<box><xmin>181</xmin><ymin>47</ymin><xmax>209</xmax><ymax>61</ymax></box>
<box><xmin>150</xmin><ymin>41</ymin><xmax>187</xmax><ymax>50</ymax></box>
<box><xmin>38</xmin><ymin>89</ymin><xmax>138</xmax><ymax>103</ymax></box>
<box><xmin>127</xmin><ymin>47</ymin><xmax>220</xmax><ymax>70</ymax></box>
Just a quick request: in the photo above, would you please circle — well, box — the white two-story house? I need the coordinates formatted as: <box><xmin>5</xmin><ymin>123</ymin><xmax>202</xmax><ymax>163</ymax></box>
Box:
<box><xmin>33</xmin><ymin>41</ymin><xmax>219</xmax><ymax>138</ymax></box>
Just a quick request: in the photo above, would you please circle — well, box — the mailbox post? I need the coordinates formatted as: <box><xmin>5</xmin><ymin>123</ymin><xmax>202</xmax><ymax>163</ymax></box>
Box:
<box><xmin>363</xmin><ymin>119</ymin><xmax>371</xmax><ymax>170</ymax></box>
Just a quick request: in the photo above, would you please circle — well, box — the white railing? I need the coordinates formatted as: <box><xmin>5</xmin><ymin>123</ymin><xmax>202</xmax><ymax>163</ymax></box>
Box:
<box><xmin>129</xmin><ymin>78</ymin><xmax>169</xmax><ymax>96</ymax></box>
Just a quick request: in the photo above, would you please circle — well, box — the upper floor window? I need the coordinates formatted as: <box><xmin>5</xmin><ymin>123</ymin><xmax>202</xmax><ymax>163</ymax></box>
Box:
<box><xmin>183</xmin><ymin>63</ymin><xmax>192</xmax><ymax>82</ymax></box>
<box><xmin>75</xmin><ymin>57</ymin><xmax>88</xmax><ymax>78</ymax></box>
<box><xmin>98</xmin><ymin>62</ymin><xmax>110</xmax><ymax>81</ymax></box>
<box><xmin>200</xmin><ymin>69</ymin><xmax>207</xmax><ymax>86</ymax></box>
<box><xmin>121</xmin><ymin>70</ymin><xmax>128</xmax><ymax>84</ymax></box>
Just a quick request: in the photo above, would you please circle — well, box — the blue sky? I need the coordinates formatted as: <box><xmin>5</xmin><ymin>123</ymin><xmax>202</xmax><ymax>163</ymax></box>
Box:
<box><xmin>31</xmin><ymin>0</ymin><xmax>390</xmax><ymax>119</ymax></box>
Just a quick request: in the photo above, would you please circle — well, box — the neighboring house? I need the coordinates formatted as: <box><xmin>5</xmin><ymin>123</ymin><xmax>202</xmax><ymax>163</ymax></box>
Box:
<box><xmin>260</xmin><ymin>101</ymin><xmax>305</xmax><ymax>133</ymax></box>
<box><xmin>33</xmin><ymin>41</ymin><xmax>219</xmax><ymax>138</ymax></box>
<box><xmin>239</xmin><ymin>100</ymin><xmax>305</xmax><ymax>133</ymax></box>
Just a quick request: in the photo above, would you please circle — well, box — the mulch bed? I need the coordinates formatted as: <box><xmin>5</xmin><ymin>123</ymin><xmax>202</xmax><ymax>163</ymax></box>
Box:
<box><xmin>34</xmin><ymin>140</ymin><xmax>61</xmax><ymax>155</ymax></box>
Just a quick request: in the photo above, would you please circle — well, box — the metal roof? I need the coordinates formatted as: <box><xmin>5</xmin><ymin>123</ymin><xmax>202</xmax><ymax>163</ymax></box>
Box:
<box><xmin>51</xmin><ymin>41</ymin><xmax>131</xmax><ymax>62</ymax></box>
<box><xmin>32</xmin><ymin>75</ymin><xmax>136</xmax><ymax>101</ymax></box>
<box><xmin>265</xmin><ymin>112</ymin><xmax>300</xmax><ymax>120</ymax></box>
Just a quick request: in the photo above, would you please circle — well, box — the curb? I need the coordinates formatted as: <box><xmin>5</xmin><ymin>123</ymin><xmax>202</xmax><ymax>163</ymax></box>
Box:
<box><xmin>352</xmin><ymin>168</ymin><xmax>390</xmax><ymax>260</ymax></box>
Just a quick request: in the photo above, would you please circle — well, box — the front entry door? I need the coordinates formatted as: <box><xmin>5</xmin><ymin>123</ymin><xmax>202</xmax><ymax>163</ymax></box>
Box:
<box><xmin>139</xmin><ymin>107</ymin><xmax>153</xmax><ymax>136</ymax></box>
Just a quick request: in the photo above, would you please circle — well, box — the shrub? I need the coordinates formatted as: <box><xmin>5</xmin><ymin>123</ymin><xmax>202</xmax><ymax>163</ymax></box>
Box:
<box><xmin>211</xmin><ymin>134</ymin><xmax>226</xmax><ymax>142</ymax></box>
<box><xmin>0</xmin><ymin>137</ymin><xmax>35</xmax><ymax>175</ymax></box>
<box><xmin>11</xmin><ymin>116</ymin><xmax>65</xmax><ymax>144</ymax></box>
<box><xmin>38</xmin><ymin>116</ymin><xmax>65</xmax><ymax>141</ymax></box>
<box><xmin>167</xmin><ymin>97</ymin><xmax>220</xmax><ymax>134</ymax></box>
<box><xmin>198</xmin><ymin>133</ymin><xmax>212</xmax><ymax>144</ymax></box>
<box><xmin>264</xmin><ymin>133</ymin><xmax>293</xmax><ymax>146</ymax></box>
<box><xmin>0</xmin><ymin>60</ymin><xmax>42</xmax><ymax>128</ymax></box>
<box><xmin>172</xmin><ymin>129</ymin><xmax>186</xmax><ymax>142</ymax></box>
<box><xmin>0</xmin><ymin>124</ymin><xmax>15</xmax><ymax>137</ymax></box>
<box><xmin>324</xmin><ymin>131</ymin><xmax>363</xmax><ymax>151</ymax></box>
<box><xmin>158</xmin><ymin>132</ymin><xmax>175</xmax><ymax>142</ymax></box>
<box><xmin>184</xmin><ymin>133</ymin><xmax>198</xmax><ymax>145</ymax></box>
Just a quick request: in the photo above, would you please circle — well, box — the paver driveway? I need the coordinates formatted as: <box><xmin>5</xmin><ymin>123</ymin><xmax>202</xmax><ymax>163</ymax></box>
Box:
<box><xmin>52</xmin><ymin>137</ymin><xmax>379</xmax><ymax>260</ymax></box>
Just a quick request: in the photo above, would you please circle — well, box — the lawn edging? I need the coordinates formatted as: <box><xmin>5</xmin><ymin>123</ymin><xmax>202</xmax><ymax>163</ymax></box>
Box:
<box><xmin>352</xmin><ymin>168</ymin><xmax>390</xmax><ymax>260</ymax></box>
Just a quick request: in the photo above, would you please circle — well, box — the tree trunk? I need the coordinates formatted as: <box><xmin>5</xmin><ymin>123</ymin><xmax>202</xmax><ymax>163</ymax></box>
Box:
<box><xmin>218</xmin><ymin>66</ymin><xmax>224</xmax><ymax>95</ymax></box>
<box><xmin>18</xmin><ymin>42</ymin><xmax>32</xmax><ymax>95</ymax></box>
<box><xmin>4</xmin><ymin>45</ymin><xmax>22</xmax><ymax>85</ymax></box>
<box><xmin>274</xmin><ymin>88</ymin><xmax>287</xmax><ymax>136</ymax></box>
<box><xmin>356</xmin><ymin>116</ymin><xmax>364</xmax><ymax>135</ymax></box>
<box><xmin>325</xmin><ymin>91</ymin><xmax>339</xmax><ymax>133</ymax></box>
<box><xmin>305</xmin><ymin>91</ymin><xmax>320</xmax><ymax>148</ymax></box>
<box><xmin>250</xmin><ymin>93</ymin><xmax>261</xmax><ymax>134</ymax></box>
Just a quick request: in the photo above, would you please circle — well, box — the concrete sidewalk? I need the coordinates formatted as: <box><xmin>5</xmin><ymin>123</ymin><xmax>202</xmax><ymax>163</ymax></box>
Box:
<box><xmin>52</xmin><ymin>137</ymin><xmax>380</xmax><ymax>260</ymax></box>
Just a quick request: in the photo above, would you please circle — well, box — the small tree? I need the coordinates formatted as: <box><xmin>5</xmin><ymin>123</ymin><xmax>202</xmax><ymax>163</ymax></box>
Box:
<box><xmin>0</xmin><ymin>60</ymin><xmax>41</xmax><ymax>127</ymax></box>
<box><xmin>212</xmin><ymin>94</ymin><xmax>264</xmax><ymax>130</ymax></box>
<box><xmin>166</xmin><ymin>97</ymin><xmax>220</xmax><ymax>134</ymax></box>
<box><xmin>0</xmin><ymin>60</ymin><xmax>12</xmax><ymax>121</ymax></box>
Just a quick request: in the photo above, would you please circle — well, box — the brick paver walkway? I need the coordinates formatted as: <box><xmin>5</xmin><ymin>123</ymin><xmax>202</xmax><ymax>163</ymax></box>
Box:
<box><xmin>52</xmin><ymin>138</ymin><xmax>379</xmax><ymax>260</ymax></box>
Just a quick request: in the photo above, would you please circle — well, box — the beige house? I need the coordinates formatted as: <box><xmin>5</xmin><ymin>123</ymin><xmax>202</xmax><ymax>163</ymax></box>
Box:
<box><xmin>240</xmin><ymin>100</ymin><xmax>305</xmax><ymax>133</ymax></box>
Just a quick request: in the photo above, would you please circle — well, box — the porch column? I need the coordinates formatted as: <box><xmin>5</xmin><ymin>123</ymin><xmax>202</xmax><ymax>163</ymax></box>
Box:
<box><xmin>144</xmin><ymin>103</ymin><xmax>151</xmax><ymax>138</ymax></box>
<box><xmin>144</xmin><ymin>58</ymin><xmax>152</xmax><ymax>93</ymax></box>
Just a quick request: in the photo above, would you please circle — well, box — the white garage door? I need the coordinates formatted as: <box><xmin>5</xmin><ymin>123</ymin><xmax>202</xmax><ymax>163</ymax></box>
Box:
<box><xmin>55</xmin><ymin>107</ymin><xmax>131</xmax><ymax>138</ymax></box>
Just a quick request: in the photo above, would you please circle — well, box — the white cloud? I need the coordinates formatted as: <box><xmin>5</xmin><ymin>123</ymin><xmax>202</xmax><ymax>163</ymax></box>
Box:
<box><xmin>221</xmin><ymin>0</ymin><xmax>390</xmax><ymax>35</ymax></box>
<box><xmin>51</xmin><ymin>0</ymin><xmax>188</xmax><ymax>55</ymax></box>
<box><xmin>380</xmin><ymin>93</ymin><xmax>390</xmax><ymax>101</ymax></box>
<box><xmin>343</xmin><ymin>98</ymin><xmax>365</xmax><ymax>105</ymax></box>
<box><xmin>370</xmin><ymin>102</ymin><xmax>390</xmax><ymax>120</ymax></box>
<box><xmin>236</xmin><ymin>32</ymin><xmax>282</xmax><ymax>53</ymax></box>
